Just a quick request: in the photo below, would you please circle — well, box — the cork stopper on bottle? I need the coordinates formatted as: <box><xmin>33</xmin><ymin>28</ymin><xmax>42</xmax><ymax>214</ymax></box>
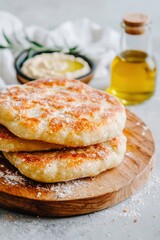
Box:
<box><xmin>123</xmin><ymin>13</ymin><xmax>150</xmax><ymax>35</ymax></box>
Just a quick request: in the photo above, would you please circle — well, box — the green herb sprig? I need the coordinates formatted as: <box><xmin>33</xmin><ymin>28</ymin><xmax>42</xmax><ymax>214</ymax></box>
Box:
<box><xmin>0</xmin><ymin>32</ymin><xmax>81</xmax><ymax>59</ymax></box>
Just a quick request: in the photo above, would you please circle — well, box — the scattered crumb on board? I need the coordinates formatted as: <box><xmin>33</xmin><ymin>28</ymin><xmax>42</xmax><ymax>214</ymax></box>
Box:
<box><xmin>50</xmin><ymin>180</ymin><xmax>88</xmax><ymax>198</ymax></box>
<box><xmin>0</xmin><ymin>165</ymin><xmax>25</xmax><ymax>186</ymax></box>
<box><xmin>0</xmin><ymin>164</ymin><xmax>88</xmax><ymax>199</ymax></box>
<box><xmin>135</xmin><ymin>121</ymin><xmax>149</xmax><ymax>136</ymax></box>
<box><xmin>97</xmin><ymin>174</ymin><xmax>160</xmax><ymax>225</ymax></box>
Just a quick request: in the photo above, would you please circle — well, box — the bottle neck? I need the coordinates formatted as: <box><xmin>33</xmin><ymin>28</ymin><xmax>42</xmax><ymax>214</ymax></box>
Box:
<box><xmin>120</xmin><ymin>27</ymin><xmax>152</xmax><ymax>55</ymax></box>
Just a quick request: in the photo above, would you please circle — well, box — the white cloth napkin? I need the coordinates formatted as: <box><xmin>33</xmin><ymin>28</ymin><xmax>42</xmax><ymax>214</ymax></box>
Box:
<box><xmin>0</xmin><ymin>11</ymin><xmax>120</xmax><ymax>89</ymax></box>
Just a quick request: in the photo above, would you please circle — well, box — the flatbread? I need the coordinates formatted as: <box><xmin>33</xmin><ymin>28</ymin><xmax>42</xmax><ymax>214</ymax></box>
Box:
<box><xmin>0</xmin><ymin>78</ymin><xmax>126</xmax><ymax>146</ymax></box>
<box><xmin>0</xmin><ymin>124</ymin><xmax>63</xmax><ymax>152</ymax></box>
<box><xmin>3</xmin><ymin>133</ymin><xmax>126</xmax><ymax>183</ymax></box>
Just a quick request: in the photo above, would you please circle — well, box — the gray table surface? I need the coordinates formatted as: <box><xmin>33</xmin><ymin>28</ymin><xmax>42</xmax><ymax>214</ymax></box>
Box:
<box><xmin>0</xmin><ymin>1</ymin><xmax>160</xmax><ymax>239</ymax></box>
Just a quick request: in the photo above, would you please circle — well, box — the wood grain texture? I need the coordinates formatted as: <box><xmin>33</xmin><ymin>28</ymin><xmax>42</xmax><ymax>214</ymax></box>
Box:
<box><xmin>0</xmin><ymin>110</ymin><xmax>155</xmax><ymax>217</ymax></box>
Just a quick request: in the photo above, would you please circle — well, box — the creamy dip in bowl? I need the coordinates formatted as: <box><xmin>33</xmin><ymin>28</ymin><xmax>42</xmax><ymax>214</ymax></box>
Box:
<box><xmin>21</xmin><ymin>52</ymin><xmax>91</xmax><ymax>79</ymax></box>
<box><xmin>15</xmin><ymin>50</ymin><xmax>95</xmax><ymax>84</ymax></box>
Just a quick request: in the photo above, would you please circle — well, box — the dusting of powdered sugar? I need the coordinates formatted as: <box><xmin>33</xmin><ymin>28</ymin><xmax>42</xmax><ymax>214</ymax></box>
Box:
<box><xmin>0</xmin><ymin>162</ymin><xmax>88</xmax><ymax>198</ymax></box>
<box><xmin>0</xmin><ymin>167</ymin><xmax>25</xmax><ymax>186</ymax></box>
<box><xmin>141</xmin><ymin>125</ymin><xmax>149</xmax><ymax>136</ymax></box>
<box><xmin>125</xmin><ymin>151</ymin><xmax>134</xmax><ymax>158</ymax></box>
<box><xmin>135</xmin><ymin>121</ymin><xmax>149</xmax><ymax>137</ymax></box>
<box><xmin>98</xmin><ymin>174</ymin><xmax>160</xmax><ymax>223</ymax></box>
<box><xmin>50</xmin><ymin>179</ymin><xmax>88</xmax><ymax>198</ymax></box>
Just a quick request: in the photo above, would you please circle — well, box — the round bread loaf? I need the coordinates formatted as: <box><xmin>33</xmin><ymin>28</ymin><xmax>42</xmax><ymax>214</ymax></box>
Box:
<box><xmin>3</xmin><ymin>133</ymin><xmax>126</xmax><ymax>183</ymax></box>
<box><xmin>0</xmin><ymin>78</ymin><xmax>126</xmax><ymax>146</ymax></box>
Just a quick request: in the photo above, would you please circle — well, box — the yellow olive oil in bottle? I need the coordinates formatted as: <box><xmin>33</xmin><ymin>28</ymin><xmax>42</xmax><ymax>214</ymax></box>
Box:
<box><xmin>107</xmin><ymin>14</ymin><xmax>156</xmax><ymax>105</ymax></box>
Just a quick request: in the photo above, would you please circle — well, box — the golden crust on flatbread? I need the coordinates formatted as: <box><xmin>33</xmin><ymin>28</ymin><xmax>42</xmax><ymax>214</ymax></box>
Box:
<box><xmin>0</xmin><ymin>78</ymin><xmax>126</xmax><ymax>146</ymax></box>
<box><xmin>3</xmin><ymin>133</ymin><xmax>126</xmax><ymax>183</ymax></box>
<box><xmin>0</xmin><ymin>124</ymin><xmax>64</xmax><ymax>152</ymax></box>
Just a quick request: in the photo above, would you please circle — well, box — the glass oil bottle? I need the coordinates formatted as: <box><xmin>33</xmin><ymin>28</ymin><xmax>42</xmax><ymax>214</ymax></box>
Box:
<box><xmin>107</xmin><ymin>13</ymin><xmax>157</xmax><ymax>105</ymax></box>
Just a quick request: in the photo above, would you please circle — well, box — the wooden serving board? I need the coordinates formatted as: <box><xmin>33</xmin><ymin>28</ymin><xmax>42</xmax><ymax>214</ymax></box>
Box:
<box><xmin>0</xmin><ymin>110</ymin><xmax>155</xmax><ymax>217</ymax></box>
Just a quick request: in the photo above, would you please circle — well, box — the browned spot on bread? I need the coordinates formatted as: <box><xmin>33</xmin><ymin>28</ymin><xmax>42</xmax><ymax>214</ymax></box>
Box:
<box><xmin>74</xmin><ymin>118</ymin><xmax>95</xmax><ymax>134</ymax></box>
<box><xmin>0</xmin><ymin>125</ymin><xmax>14</xmax><ymax>140</ymax></box>
<box><xmin>27</xmin><ymin>78</ymin><xmax>68</xmax><ymax>88</ymax></box>
<box><xmin>67</xmin><ymin>105</ymin><xmax>100</xmax><ymax>118</ymax></box>
<box><xmin>19</xmin><ymin>118</ymin><xmax>40</xmax><ymax>130</ymax></box>
<box><xmin>108</xmin><ymin>137</ymin><xmax>119</xmax><ymax>150</ymax></box>
<box><xmin>48</xmin><ymin>118</ymin><xmax>64</xmax><ymax>133</ymax></box>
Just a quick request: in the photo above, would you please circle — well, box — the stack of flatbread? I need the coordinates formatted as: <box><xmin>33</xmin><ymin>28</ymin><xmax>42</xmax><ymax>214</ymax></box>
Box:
<box><xmin>0</xmin><ymin>78</ymin><xmax>126</xmax><ymax>183</ymax></box>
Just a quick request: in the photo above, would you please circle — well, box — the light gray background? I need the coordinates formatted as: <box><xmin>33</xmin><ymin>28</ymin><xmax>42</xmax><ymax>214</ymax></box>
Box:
<box><xmin>0</xmin><ymin>1</ymin><xmax>160</xmax><ymax>240</ymax></box>
<box><xmin>0</xmin><ymin>0</ymin><xmax>160</xmax><ymax>49</ymax></box>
